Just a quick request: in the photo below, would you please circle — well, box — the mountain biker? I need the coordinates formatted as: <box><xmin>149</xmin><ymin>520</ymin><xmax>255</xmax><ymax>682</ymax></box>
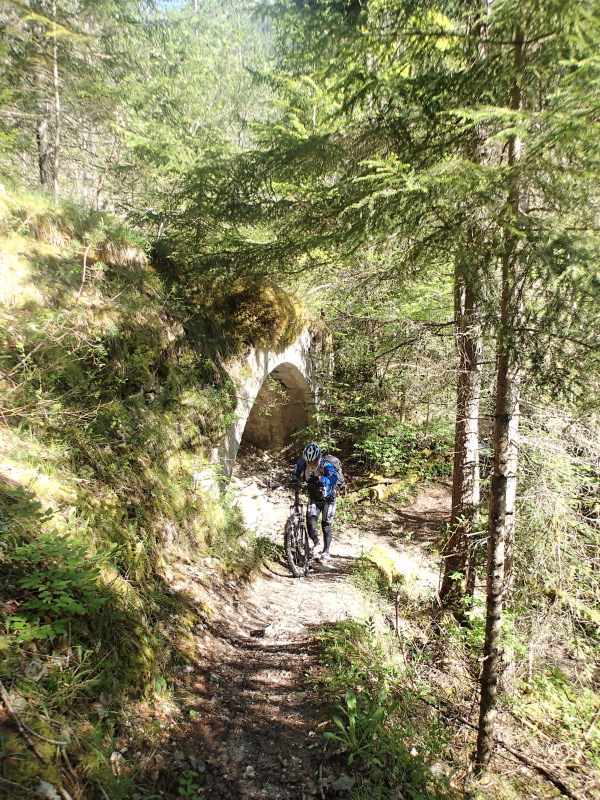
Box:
<box><xmin>292</xmin><ymin>442</ymin><xmax>338</xmax><ymax>564</ymax></box>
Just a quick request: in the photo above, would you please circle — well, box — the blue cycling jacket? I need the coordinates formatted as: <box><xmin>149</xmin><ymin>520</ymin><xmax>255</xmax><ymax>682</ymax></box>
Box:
<box><xmin>293</xmin><ymin>457</ymin><xmax>338</xmax><ymax>501</ymax></box>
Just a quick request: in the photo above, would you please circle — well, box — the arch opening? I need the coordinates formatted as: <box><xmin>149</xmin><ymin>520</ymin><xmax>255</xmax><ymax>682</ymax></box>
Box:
<box><xmin>240</xmin><ymin>362</ymin><xmax>315</xmax><ymax>453</ymax></box>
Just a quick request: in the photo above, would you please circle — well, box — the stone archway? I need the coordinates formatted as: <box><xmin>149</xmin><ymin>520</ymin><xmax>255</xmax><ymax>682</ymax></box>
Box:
<box><xmin>241</xmin><ymin>362</ymin><xmax>314</xmax><ymax>452</ymax></box>
<box><xmin>219</xmin><ymin>329</ymin><xmax>321</xmax><ymax>477</ymax></box>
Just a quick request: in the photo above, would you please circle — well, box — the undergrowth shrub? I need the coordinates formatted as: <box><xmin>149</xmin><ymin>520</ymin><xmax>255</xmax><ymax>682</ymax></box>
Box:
<box><xmin>0</xmin><ymin>485</ymin><xmax>155</xmax><ymax>689</ymax></box>
<box><xmin>6</xmin><ymin>531</ymin><xmax>109</xmax><ymax>641</ymax></box>
<box><xmin>0</xmin><ymin>486</ymin><xmax>105</xmax><ymax>640</ymax></box>
<box><xmin>313</xmin><ymin>620</ymin><xmax>453</xmax><ymax>800</ymax></box>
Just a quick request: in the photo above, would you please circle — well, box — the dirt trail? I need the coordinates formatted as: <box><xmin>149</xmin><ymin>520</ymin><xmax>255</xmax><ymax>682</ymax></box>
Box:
<box><xmin>158</xmin><ymin>454</ymin><xmax>450</xmax><ymax>800</ymax></box>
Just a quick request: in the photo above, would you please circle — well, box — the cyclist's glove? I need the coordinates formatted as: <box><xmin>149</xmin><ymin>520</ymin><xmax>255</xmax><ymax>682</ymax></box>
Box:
<box><xmin>290</xmin><ymin>478</ymin><xmax>300</xmax><ymax>489</ymax></box>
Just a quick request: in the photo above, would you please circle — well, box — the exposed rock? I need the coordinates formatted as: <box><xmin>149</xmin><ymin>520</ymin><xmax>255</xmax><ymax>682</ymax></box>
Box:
<box><xmin>332</xmin><ymin>775</ymin><xmax>355</xmax><ymax>791</ymax></box>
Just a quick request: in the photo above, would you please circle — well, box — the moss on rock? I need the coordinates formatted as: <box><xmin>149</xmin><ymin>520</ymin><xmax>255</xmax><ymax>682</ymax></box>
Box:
<box><xmin>185</xmin><ymin>279</ymin><xmax>307</xmax><ymax>351</ymax></box>
<box><xmin>364</xmin><ymin>546</ymin><xmax>407</xmax><ymax>587</ymax></box>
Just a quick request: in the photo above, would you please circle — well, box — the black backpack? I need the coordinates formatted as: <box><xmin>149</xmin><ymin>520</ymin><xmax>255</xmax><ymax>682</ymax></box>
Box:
<box><xmin>322</xmin><ymin>454</ymin><xmax>345</xmax><ymax>489</ymax></box>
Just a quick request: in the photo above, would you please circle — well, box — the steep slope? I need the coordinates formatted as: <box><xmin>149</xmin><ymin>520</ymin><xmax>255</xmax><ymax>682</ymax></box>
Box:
<box><xmin>0</xmin><ymin>188</ymin><xmax>304</xmax><ymax>798</ymax></box>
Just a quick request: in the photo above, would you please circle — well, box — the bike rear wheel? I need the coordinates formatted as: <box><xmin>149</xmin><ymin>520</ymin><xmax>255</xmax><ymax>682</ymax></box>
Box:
<box><xmin>284</xmin><ymin>515</ymin><xmax>311</xmax><ymax>577</ymax></box>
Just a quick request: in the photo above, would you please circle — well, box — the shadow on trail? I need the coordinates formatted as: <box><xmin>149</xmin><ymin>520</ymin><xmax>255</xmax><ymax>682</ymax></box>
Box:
<box><xmin>391</xmin><ymin>512</ymin><xmax>440</xmax><ymax>544</ymax></box>
<box><xmin>144</xmin><ymin>481</ymin><xmax>452</xmax><ymax>799</ymax></box>
<box><xmin>392</xmin><ymin>503</ymin><xmax>447</xmax><ymax>545</ymax></box>
<box><xmin>167</xmin><ymin>620</ymin><xmax>346</xmax><ymax>800</ymax></box>
<box><xmin>151</xmin><ymin>558</ymin><xmax>356</xmax><ymax>800</ymax></box>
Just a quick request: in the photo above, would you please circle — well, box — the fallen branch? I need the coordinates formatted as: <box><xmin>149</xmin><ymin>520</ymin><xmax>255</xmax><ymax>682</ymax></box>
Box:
<box><xmin>95</xmin><ymin>780</ymin><xmax>111</xmax><ymax>800</ymax></box>
<box><xmin>417</xmin><ymin>688</ymin><xmax>586</xmax><ymax>800</ymax></box>
<box><xmin>76</xmin><ymin>240</ymin><xmax>94</xmax><ymax>298</ymax></box>
<box><xmin>584</xmin><ymin>706</ymin><xmax>600</xmax><ymax>745</ymax></box>
<box><xmin>494</xmin><ymin>733</ymin><xmax>586</xmax><ymax>800</ymax></box>
<box><xmin>0</xmin><ymin>679</ymin><xmax>48</xmax><ymax>764</ymax></box>
<box><xmin>367</xmin><ymin>474</ymin><xmax>419</xmax><ymax>501</ymax></box>
<box><xmin>61</xmin><ymin>747</ymin><xmax>78</xmax><ymax>784</ymax></box>
<box><xmin>23</xmin><ymin>724</ymin><xmax>68</xmax><ymax>747</ymax></box>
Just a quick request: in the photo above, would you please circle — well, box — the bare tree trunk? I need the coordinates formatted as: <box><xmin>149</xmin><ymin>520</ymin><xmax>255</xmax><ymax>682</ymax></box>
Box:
<box><xmin>475</xmin><ymin>27</ymin><xmax>524</xmax><ymax>771</ymax></box>
<box><xmin>51</xmin><ymin>0</ymin><xmax>61</xmax><ymax>198</ymax></box>
<box><xmin>37</xmin><ymin>112</ymin><xmax>53</xmax><ymax>187</ymax></box>
<box><xmin>441</xmin><ymin>249</ymin><xmax>482</xmax><ymax>604</ymax></box>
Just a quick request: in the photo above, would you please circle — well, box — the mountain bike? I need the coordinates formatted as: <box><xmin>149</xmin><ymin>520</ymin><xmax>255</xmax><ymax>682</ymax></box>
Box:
<box><xmin>284</xmin><ymin>482</ymin><xmax>312</xmax><ymax>577</ymax></box>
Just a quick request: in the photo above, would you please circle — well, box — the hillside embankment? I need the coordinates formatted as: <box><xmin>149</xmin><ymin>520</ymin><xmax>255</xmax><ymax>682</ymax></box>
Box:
<box><xmin>0</xmin><ymin>190</ymin><xmax>310</xmax><ymax>799</ymax></box>
<box><xmin>2</xmin><ymin>191</ymin><xmax>599</xmax><ymax>800</ymax></box>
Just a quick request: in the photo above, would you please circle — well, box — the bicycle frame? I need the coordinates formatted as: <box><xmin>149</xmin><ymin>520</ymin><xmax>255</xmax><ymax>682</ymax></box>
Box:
<box><xmin>284</xmin><ymin>482</ymin><xmax>311</xmax><ymax>577</ymax></box>
<box><xmin>292</xmin><ymin>484</ymin><xmax>305</xmax><ymax>526</ymax></box>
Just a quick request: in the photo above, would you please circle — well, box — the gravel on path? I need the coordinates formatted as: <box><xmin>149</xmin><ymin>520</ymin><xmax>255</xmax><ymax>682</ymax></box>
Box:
<box><xmin>156</xmin><ymin>448</ymin><xmax>450</xmax><ymax>799</ymax></box>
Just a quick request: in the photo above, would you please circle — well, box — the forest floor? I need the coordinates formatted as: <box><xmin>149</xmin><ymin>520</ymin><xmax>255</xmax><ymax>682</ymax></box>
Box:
<box><xmin>120</xmin><ymin>447</ymin><xmax>451</xmax><ymax>800</ymax></box>
<box><xmin>73</xmin><ymin>447</ymin><xmax>600</xmax><ymax>800</ymax></box>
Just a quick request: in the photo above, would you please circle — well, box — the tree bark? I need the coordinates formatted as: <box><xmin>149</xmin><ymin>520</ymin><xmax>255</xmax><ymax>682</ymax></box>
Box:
<box><xmin>37</xmin><ymin>111</ymin><xmax>53</xmax><ymax>187</ymax></box>
<box><xmin>440</xmin><ymin>248</ymin><xmax>483</xmax><ymax>604</ymax></box>
<box><xmin>34</xmin><ymin>14</ymin><xmax>54</xmax><ymax>191</ymax></box>
<box><xmin>475</xmin><ymin>301</ymin><xmax>521</xmax><ymax>768</ymax></box>
<box><xmin>52</xmin><ymin>0</ymin><xmax>61</xmax><ymax>198</ymax></box>
<box><xmin>440</xmin><ymin>1</ymin><xmax>487</xmax><ymax>606</ymax></box>
<box><xmin>475</xmin><ymin>27</ymin><xmax>524</xmax><ymax>771</ymax></box>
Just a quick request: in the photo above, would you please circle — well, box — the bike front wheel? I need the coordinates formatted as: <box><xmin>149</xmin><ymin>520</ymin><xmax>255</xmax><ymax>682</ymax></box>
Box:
<box><xmin>284</xmin><ymin>515</ymin><xmax>311</xmax><ymax>577</ymax></box>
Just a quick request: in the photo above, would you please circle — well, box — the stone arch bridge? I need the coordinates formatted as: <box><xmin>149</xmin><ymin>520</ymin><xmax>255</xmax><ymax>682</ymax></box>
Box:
<box><xmin>219</xmin><ymin>327</ymin><xmax>331</xmax><ymax>477</ymax></box>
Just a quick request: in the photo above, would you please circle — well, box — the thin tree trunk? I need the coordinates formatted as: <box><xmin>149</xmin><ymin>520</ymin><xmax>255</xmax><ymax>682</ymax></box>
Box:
<box><xmin>34</xmin><ymin>18</ymin><xmax>53</xmax><ymax>190</ymax></box>
<box><xmin>37</xmin><ymin>112</ymin><xmax>53</xmax><ymax>187</ymax></box>
<box><xmin>475</xmin><ymin>291</ymin><xmax>521</xmax><ymax>768</ymax></box>
<box><xmin>475</xmin><ymin>27</ymin><xmax>524</xmax><ymax>771</ymax></box>
<box><xmin>440</xmin><ymin>2</ymin><xmax>487</xmax><ymax>606</ymax></box>
<box><xmin>441</xmin><ymin>249</ymin><xmax>482</xmax><ymax>603</ymax></box>
<box><xmin>93</xmin><ymin>137</ymin><xmax>119</xmax><ymax>211</ymax></box>
<box><xmin>52</xmin><ymin>0</ymin><xmax>61</xmax><ymax>198</ymax></box>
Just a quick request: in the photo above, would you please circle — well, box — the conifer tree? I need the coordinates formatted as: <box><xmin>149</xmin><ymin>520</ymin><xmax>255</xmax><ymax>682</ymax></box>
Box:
<box><xmin>471</xmin><ymin>0</ymin><xmax>600</xmax><ymax>766</ymax></box>
<box><xmin>0</xmin><ymin>0</ymin><xmax>144</xmax><ymax>196</ymax></box>
<box><xmin>181</xmin><ymin>0</ymin><xmax>600</xmax><ymax>764</ymax></box>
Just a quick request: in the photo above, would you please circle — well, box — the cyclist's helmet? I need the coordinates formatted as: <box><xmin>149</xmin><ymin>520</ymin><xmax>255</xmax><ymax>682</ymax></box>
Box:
<box><xmin>303</xmin><ymin>442</ymin><xmax>321</xmax><ymax>462</ymax></box>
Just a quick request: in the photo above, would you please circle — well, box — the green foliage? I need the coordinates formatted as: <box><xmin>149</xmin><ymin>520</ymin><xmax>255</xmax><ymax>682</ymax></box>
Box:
<box><xmin>512</xmin><ymin>669</ymin><xmax>600</xmax><ymax>770</ymax></box>
<box><xmin>1</xmin><ymin>0</ymin><xmax>273</xmax><ymax>221</ymax></box>
<box><xmin>513</xmin><ymin>405</ymin><xmax>600</xmax><ymax>645</ymax></box>
<box><xmin>457</xmin><ymin>601</ymin><xmax>527</xmax><ymax>662</ymax></box>
<box><xmin>325</xmin><ymin>686</ymin><xmax>397</xmax><ymax>764</ymax></box>
<box><xmin>178</xmin><ymin>769</ymin><xmax>201</xmax><ymax>796</ymax></box>
<box><xmin>0</xmin><ymin>488</ymin><xmax>90</xmax><ymax>642</ymax></box>
<box><xmin>302</xmin><ymin>272</ymin><xmax>457</xmax><ymax>474</ymax></box>
<box><xmin>314</xmin><ymin>621</ymin><xmax>452</xmax><ymax>799</ymax></box>
<box><xmin>5</xmin><ymin>531</ymin><xmax>110</xmax><ymax>641</ymax></box>
<box><xmin>355</xmin><ymin>420</ymin><xmax>420</xmax><ymax>474</ymax></box>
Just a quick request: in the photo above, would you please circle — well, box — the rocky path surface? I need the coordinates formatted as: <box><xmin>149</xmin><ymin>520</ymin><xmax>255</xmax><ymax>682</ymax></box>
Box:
<box><xmin>158</xmin><ymin>449</ymin><xmax>450</xmax><ymax>800</ymax></box>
